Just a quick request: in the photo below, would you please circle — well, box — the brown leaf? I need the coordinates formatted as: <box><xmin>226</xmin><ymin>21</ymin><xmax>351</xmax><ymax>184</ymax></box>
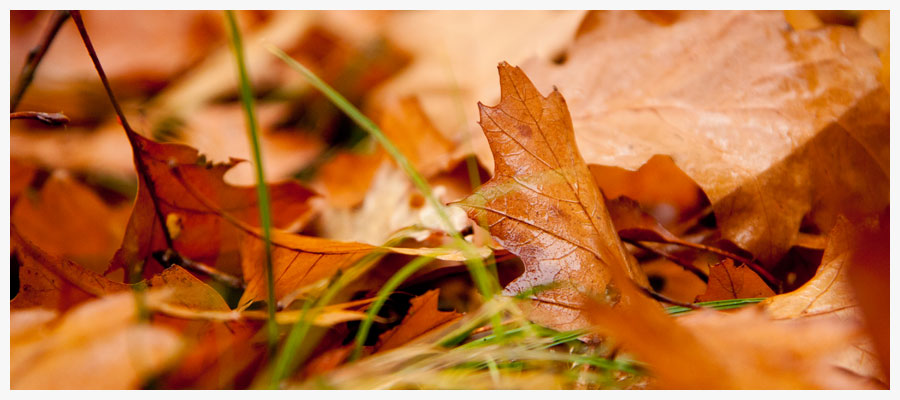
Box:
<box><xmin>376</xmin><ymin>289</ymin><xmax>461</xmax><ymax>352</ymax></box>
<box><xmin>515</xmin><ymin>10</ymin><xmax>887</xmax><ymax>266</ymax></box>
<box><xmin>762</xmin><ymin>215</ymin><xmax>885</xmax><ymax>382</ymax></box>
<box><xmin>695</xmin><ymin>259</ymin><xmax>775</xmax><ymax>302</ymax></box>
<box><xmin>12</xmin><ymin>172</ymin><xmax>130</xmax><ymax>274</ymax></box>
<box><xmin>12</xmin><ymin>227</ymin><xmax>129</xmax><ymax>311</ymax></box>
<box><xmin>457</xmin><ymin>63</ymin><xmax>647</xmax><ymax>333</ymax></box>
<box><xmin>10</xmin><ymin>157</ymin><xmax>37</xmax><ymax>203</ymax></box>
<box><xmin>237</xmin><ymin>222</ymin><xmax>480</xmax><ymax>308</ymax></box>
<box><xmin>111</xmin><ymin>132</ymin><xmax>318</xmax><ymax>279</ymax></box>
<box><xmin>590</xmin><ymin>154</ymin><xmax>707</xmax><ymax>227</ymax></box>
<box><xmin>11</xmin><ymin>291</ymin><xmax>182</xmax><ymax>389</ymax></box>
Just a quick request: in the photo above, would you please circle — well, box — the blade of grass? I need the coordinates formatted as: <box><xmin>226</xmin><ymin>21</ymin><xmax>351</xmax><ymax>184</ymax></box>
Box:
<box><xmin>666</xmin><ymin>297</ymin><xmax>767</xmax><ymax>316</ymax></box>
<box><xmin>224</xmin><ymin>10</ymin><xmax>278</xmax><ymax>352</ymax></box>
<box><xmin>350</xmin><ymin>255</ymin><xmax>435</xmax><ymax>361</ymax></box>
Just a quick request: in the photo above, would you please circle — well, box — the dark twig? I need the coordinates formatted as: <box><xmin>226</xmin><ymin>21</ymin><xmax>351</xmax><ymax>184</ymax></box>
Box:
<box><xmin>10</xmin><ymin>111</ymin><xmax>69</xmax><ymax>126</ymax></box>
<box><xmin>70</xmin><ymin>10</ymin><xmax>174</xmax><ymax>280</ymax></box>
<box><xmin>638</xmin><ymin>285</ymin><xmax>700</xmax><ymax>309</ymax></box>
<box><xmin>11</xmin><ymin>10</ymin><xmax>70</xmax><ymax>112</ymax></box>
<box><xmin>626</xmin><ymin>239</ymin><xmax>709</xmax><ymax>282</ymax></box>
<box><xmin>154</xmin><ymin>249</ymin><xmax>245</xmax><ymax>289</ymax></box>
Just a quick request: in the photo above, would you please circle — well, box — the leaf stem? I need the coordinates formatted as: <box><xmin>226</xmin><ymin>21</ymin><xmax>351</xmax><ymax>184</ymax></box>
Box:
<box><xmin>224</xmin><ymin>10</ymin><xmax>279</xmax><ymax>353</ymax></box>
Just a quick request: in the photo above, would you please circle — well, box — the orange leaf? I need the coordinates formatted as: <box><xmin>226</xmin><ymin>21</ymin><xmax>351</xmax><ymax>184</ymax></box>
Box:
<box><xmin>457</xmin><ymin>62</ymin><xmax>647</xmax><ymax>333</ymax></box>
<box><xmin>695</xmin><ymin>259</ymin><xmax>774</xmax><ymax>302</ymax></box>
<box><xmin>376</xmin><ymin>289</ymin><xmax>461</xmax><ymax>352</ymax></box>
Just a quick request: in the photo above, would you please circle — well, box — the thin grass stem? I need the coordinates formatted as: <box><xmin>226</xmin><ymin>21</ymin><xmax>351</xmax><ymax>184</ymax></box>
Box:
<box><xmin>224</xmin><ymin>10</ymin><xmax>278</xmax><ymax>352</ymax></box>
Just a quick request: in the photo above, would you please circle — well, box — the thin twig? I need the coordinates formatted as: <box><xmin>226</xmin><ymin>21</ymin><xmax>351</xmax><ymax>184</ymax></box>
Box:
<box><xmin>10</xmin><ymin>111</ymin><xmax>69</xmax><ymax>126</ymax></box>
<box><xmin>70</xmin><ymin>10</ymin><xmax>175</xmax><ymax>280</ymax></box>
<box><xmin>626</xmin><ymin>239</ymin><xmax>708</xmax><ymax>282</ymax></box>
<box><xmin>154</xmin><ymin>249</ymin><xmax>244</xmax><ymax>289</ymax></box>
<box><xmin>638</xmin><ymin>285</ymin><xmax>700</xmax><ymax>309</ymax></box>
<box><xmin>11</xmin><ymin>10</ymin><xmax>70</xmax><ymax>112</ymax></box>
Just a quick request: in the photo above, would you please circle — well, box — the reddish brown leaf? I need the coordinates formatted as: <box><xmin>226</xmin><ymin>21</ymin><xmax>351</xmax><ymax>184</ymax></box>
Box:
<box><xmin>376</xmin><ymin>289</ymin><xmax>461</xmax><ymax>352</ymax></box>
<box><xmin>696</xmin><ymin>259</ymin><xmax>774</xmax><ymax>302</ymax></box>
<box><xmin>457</xmin><ymin>62</ymin><xmax>647</xmax><ymax>333</ymax></box>
<box><xmin>110</xmin><ymin>132</ymin><xmax>318</xmax><ymax>279</ymax></box>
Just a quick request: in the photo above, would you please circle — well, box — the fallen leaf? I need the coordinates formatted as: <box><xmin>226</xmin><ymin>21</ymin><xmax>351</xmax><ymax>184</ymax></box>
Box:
<box><xmin>10</xmin><ymin>157</ymin><xmax>37</xmax><ymax>203</ymax></box>
<box><xmin>762</xmin><ymin>215</ymin><xmax>885</xmax><ymax>382</ymax></box>
<box><xmin>12</xmin><ymin>226</ymin><xmax>129</xmax><ymax>311</ymax></box>
<box><xmin>12</xmin><ymin>171</ymin><xmax>130</xmax><ymax>274</ymax></box>
<box><xmin>590</xmin><ymin>154</ymin><xmax>707</xmax><ymax>227</ymax></box>
<box><xmin>516</xmin><ymin>10</ymin><xmax>887</xmax><ymax>266</ymax></box>
<box><xmin>457</xmin><ymin>63</ymin><xmax>647</xmax><ymax>333</ymax></box>
<box><xmin>110</xmin><ymin>131</ymin><xmax>318</xmax><ymax>279</ymax></box>
<box><xmin>695</xmin><ymin>259</ymin><xmax>775</xmax><ymax>302</ymax></box>
<box><xmin>11</xmin><ymin>291</ymin><xmax>183</xmax><ymax>389</ymax></box>
<box><xmin>376</xmin><ymin>289</ymin><xmax>462</xmax><ymax>352</ymax></box>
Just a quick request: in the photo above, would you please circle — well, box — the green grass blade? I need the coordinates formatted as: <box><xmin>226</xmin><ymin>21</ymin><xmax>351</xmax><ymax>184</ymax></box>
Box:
<box><xmin>224</xmin><ymin>11</ymin><xmax>278</xmax><ymax>351</ymax></box>
<box><xmin>666</xmin><ymin>297</ymin><xmax>766</xmax><ymax>316</ymax></box>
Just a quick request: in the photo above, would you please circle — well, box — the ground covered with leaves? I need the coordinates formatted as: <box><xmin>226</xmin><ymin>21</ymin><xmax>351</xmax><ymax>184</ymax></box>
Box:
<box><xmin>9</xmin><ymin>10</ymin><xmax>889</xmax><ymax>389</ymax></box>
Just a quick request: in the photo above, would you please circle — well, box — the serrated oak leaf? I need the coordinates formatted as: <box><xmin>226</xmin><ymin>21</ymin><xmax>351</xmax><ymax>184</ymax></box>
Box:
<box><xmin>457</xmin><ymin>62</ymin><xmax>647</xmax><ymax>333</ymax></box>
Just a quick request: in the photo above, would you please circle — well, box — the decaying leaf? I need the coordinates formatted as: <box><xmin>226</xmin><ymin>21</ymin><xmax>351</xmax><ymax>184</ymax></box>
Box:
<box><xmin>457</xmin><ymin>63</ymin><xmax>647</xmax><ymax>333</ymax></box>
<box><xmin>110</xmin><ymin>131</ymin><xmax>318</xmax><ymax>279</ymax></box>
<box><xmin>376</xmin><ymin>289</ymin><xmax>462</xmax><ymax>352</ymax></box>
<box><xmin>517</xmin><ymin>10</ymin><xmax>888</xmax><ymax>266</ymax></box>
<box><xmin>11</xmin><ymin>291</ymin><xmax>183</xmax><ymax>389</ymax></box>
<box><xmin>695</xmin><ymin>259</ymin><xmax>774</xmax><ymax>302</ymax></box>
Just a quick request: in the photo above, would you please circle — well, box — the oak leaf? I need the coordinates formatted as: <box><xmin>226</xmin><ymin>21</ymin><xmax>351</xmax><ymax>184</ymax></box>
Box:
<box><xmin>510</xmin><ymin>10</ymin><xmax>888</xmax><ymax>266</ymax></box>
<box><xmin>457</xmin><ymin>62</ymin><xmax>647</xmax><ymax>333</ymax></box>
<box><xmin>695</xmin><ymin>259</ymin><xmax>774</xmax><ymax>302</ymax></box>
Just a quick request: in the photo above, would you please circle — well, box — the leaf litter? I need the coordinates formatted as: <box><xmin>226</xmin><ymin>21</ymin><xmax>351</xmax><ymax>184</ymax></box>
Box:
<box><xmin>9</xmin><ymin>10</ymin><xmax>888</xmax><ymax>389</ymax></box>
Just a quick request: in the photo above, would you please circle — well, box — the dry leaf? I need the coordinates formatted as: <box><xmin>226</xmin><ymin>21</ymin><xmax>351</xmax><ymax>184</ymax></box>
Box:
<box><xmin>12</xmin><ymin>171</ymin><xmax>130</xmax><ymax>274</ymax></box>
<box><xmin>762</xmin><ymin>215</ymin><xmax>885</xmax><ymax>382</ymax></box>
<box><xmin>376</xmin><ymin>289</ymin><xmax>462</xmax><ymax>352</ymax></box>
<box><xmin>12</xmin><ymin>227</ymin><xmax>129</xmax><ymax>311</ymax></box>
<box><xmin>457</xmin><ymin>63</ymin><xmax>647</xmax><ymax>333</ymax></box>
<box><xmin>110</xmin><ymin>132</ymin><xmax>317</xmax><ymax>279</ymax></box>
<box><xmin>11</xmin><ymin>291</ymin><xmax>182</xmax><ymax>389</ymax></box>
<box><xmin>695</xmin><ymin>259</ymin><xmax>775</xmax><ymax>302</ymax></box>
<box><xmin>590</xmin><ymin>154</ymin><xmax>706</xmax><ymax>227</ymax></box>
<box><xmin>516</xmin><ymin>10</ymin><xmax>887</xmax><ymax>266</ymax></box>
